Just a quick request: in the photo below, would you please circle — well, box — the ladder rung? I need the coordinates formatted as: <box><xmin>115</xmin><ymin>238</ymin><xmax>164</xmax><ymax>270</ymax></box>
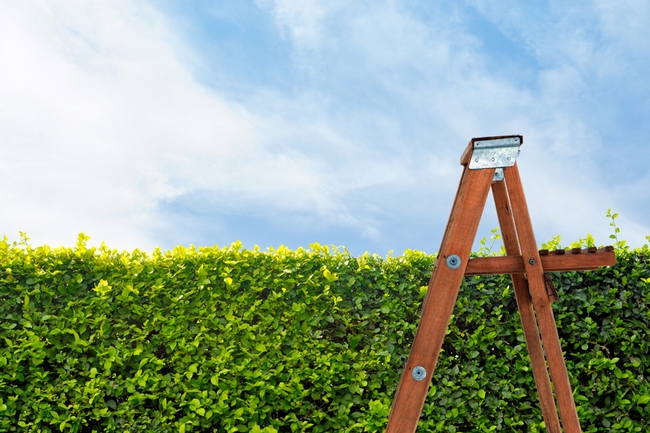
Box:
<box><xmin>464</xmin><ymin>247</ymin><xmax>616</xmax><ymax>276</ymax></box>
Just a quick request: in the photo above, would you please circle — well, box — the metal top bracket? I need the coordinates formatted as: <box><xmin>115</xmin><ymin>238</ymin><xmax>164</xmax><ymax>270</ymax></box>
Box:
<box><xmin>462</xmin><ymin>135</ymin><xmax>522</xmax><ymax>169</ymax></box>
<box><xmin>470</xmin><ymin>136</ymin><xmax>521</xmax><ymax>169</ymax></box>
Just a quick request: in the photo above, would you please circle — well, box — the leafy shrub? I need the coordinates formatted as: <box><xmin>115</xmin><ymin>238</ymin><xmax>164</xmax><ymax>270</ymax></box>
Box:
<box><xmin>1</xmin><ymin>234</ymin><xmax>649</xmax><ymax>432</ymax></box>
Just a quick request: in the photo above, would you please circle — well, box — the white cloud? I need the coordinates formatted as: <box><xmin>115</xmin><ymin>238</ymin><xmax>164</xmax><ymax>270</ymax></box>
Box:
<box><xmin>595</xmin><ymin>0</ymin><xmax>650</xmax><ymax>53</ymax></box>
<box><xmin>248</xmin><ymin>0</ymin><xmax>648</xmax><ymax>247</ymax></box>
<box><xmin>1</xmin><ymin>1</ymin><xmax>647</xmax><ymax>253</ymax></box>
<box><xmin>0</xmin><ymin>1</ymin><xmax>348</xmax><ymax>249</ymax></box>
<box><xmin>254</xmin><ymin>0</ymin><xmax>328</xmax><ymax>47</ymax></box>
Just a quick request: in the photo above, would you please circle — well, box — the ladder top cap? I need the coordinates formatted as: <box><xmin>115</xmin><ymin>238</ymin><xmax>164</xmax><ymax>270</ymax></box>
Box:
<box><xmin>461</xmin><ymin>134</ymin><xmax>524</xmax><ymax>167</ymax></box>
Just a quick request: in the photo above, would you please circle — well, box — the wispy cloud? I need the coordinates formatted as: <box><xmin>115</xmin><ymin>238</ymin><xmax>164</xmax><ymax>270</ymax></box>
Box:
<box><xmin>1</xmin><ymin>2</ymin><xmax>259</xmax><ymax>248</ymax></box>
<box><xmin>1</xmin><ymin>1</ymin><xmax>647</xmax><ymax>254</ymax></box>
<box><xmin>242</xmin><ymin>0</ymin><xmax>649</xmax><ymax>249</ymax></box>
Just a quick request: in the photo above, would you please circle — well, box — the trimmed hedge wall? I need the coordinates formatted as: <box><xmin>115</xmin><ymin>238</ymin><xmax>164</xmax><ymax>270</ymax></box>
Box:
<box><xmin>1</xmin><ymin>235</ymin><xmax>649</xmax><ymax>432</ymax></box>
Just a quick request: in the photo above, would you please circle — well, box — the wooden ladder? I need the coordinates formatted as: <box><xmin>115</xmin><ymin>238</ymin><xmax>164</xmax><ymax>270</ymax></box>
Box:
<box><xmin>386</xmin><ymin>135</ymin><xmax>616</xmax><ymax>433</ymax></box>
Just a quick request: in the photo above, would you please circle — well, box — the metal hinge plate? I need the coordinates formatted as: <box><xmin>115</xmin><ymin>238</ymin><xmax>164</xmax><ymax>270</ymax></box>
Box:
<box><xmin>469</xmin><ymin>136</ymin><xmax>521</xmax><ymax>169</ymax></box>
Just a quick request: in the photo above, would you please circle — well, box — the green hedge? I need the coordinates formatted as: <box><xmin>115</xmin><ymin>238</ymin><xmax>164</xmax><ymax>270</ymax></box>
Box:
<box><xmin>1</xmin><ymin>234</ymin><xmax>649</xmax><ymax>432</ymax></box>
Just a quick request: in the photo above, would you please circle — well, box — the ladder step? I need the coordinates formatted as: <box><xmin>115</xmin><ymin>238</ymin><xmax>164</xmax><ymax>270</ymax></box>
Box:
<box><xmin>465</xmin><ymin>247</ymin><xmax>616</xmax><ymax>276</ymax></box>
<box><xmin>547</xmin><ymin>247</ymin><xmax>610</xmax><ymax>255</ymax></box>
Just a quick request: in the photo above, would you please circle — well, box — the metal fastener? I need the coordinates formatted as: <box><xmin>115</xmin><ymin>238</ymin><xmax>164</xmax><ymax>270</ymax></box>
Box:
<box><xmin>469</xmin><ymin>136</ymin><xmax>521</xmax><ymax>170</ymax></box>
<box><xmin>446</xmin><ymin>255</ymin><xmax>461</xmax><ymax>270</ymax></box>
<box><xmin>529</xmin><ymin>259</ymin><xmax>536</xmax><ymax>265</ymax></box>
<box><xmin>412</xmin><ymin>366</ymin><xmax>427</xmax><ymax>381</ymax></box>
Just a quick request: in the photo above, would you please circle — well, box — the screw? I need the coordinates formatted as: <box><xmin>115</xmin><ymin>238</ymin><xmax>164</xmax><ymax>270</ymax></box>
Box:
<box><xmin>446</xmin><ymin>255</ymin><xmax>462</xmax><ymax>270</ymax></box>
<box><xmin>507</xmin><ymin>156</ymin><xmax>512</xmax><ymax>161</ymax></box>
<box><xmin>529</xmin><ymin>259</ymin><xmax>536</xmax><ymax>265</ymax></box>
<box><xmin>412</xmin><ymin>366</ymin><xmax>427</xmax><ymax>381</ymax></box>
<box><xmin>475</xmin><ymin>158</ymin><xmax>479</xmax><ymax>162</ymax></box>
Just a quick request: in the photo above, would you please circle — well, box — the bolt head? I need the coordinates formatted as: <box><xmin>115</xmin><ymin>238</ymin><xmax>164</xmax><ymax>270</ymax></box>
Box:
<box><xmin>446</xmin><ymin>254</ymin><xmax>462</xmax><ymax>270</ymax></box>
<box><xmin>412</xmin><ymin>366</ymin><xmax>427</xmax><ymax>381</ymax></box>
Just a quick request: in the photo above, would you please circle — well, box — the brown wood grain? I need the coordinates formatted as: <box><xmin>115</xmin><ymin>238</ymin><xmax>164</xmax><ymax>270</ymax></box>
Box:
<box><xmin>544</xmin><ymin>273</ymin><xmax>560</xmax><ymax>303</ymax></box>
<box><xmin>385</xmin><ymin>166</ymin><xmax>495</xmax><ymax>433</ymax></box>
<box><xmin>505</xmin><ymin>164</ymin><xmax>583</xmax><ymax>433</ymax></box>
<box><xmin>492</xmin><ymin>177</ymin><xmax>563</xmax><ymax>433</ymax></box>
<box><xmin>386</xmin><ymin>137</ymin><xmax>613</xmax><ymax>432</ymax></box>
<box><xmin>464</xmin><ymin>250</ymin><xmax>616</xmax><ymax>275</ymax></box>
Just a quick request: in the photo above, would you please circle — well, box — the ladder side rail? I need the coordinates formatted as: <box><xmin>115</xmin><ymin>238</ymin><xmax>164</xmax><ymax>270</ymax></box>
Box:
<box><xmin>504</xmin><ymin>164</ymin><xmax>582</xmax><ymax>433</ymax></box>
<box><xmin>492</xmin><ymin>177</ymin><xmax>562</xmax><ymax>433</ymax></box>
<box><xmin>386</xmin><ymin>167</ymin><xmax>495</xmax><ymax>433</ymax></box>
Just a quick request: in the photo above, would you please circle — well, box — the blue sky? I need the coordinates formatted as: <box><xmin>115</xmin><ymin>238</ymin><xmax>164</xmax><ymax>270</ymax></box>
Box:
<box><xmin>1</xmin><ymin>1</ymin><xmax>649</xmax><ymax>255</ymax></box>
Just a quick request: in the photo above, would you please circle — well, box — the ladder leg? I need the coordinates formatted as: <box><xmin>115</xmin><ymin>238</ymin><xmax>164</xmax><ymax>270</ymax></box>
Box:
<box><xmin>386</xmin><ymin>167</ymin><xmax>495</xmax><ymax>433</ymax></box>
<box><xmin>504</xmin><ymin>164</ymin><xmax>582</xmax><ymax>433</ymax></box>
<box><xmin>492</xmin><ymin>179</ymin><xmax>562</xmax><ymax>433</ymax></box>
